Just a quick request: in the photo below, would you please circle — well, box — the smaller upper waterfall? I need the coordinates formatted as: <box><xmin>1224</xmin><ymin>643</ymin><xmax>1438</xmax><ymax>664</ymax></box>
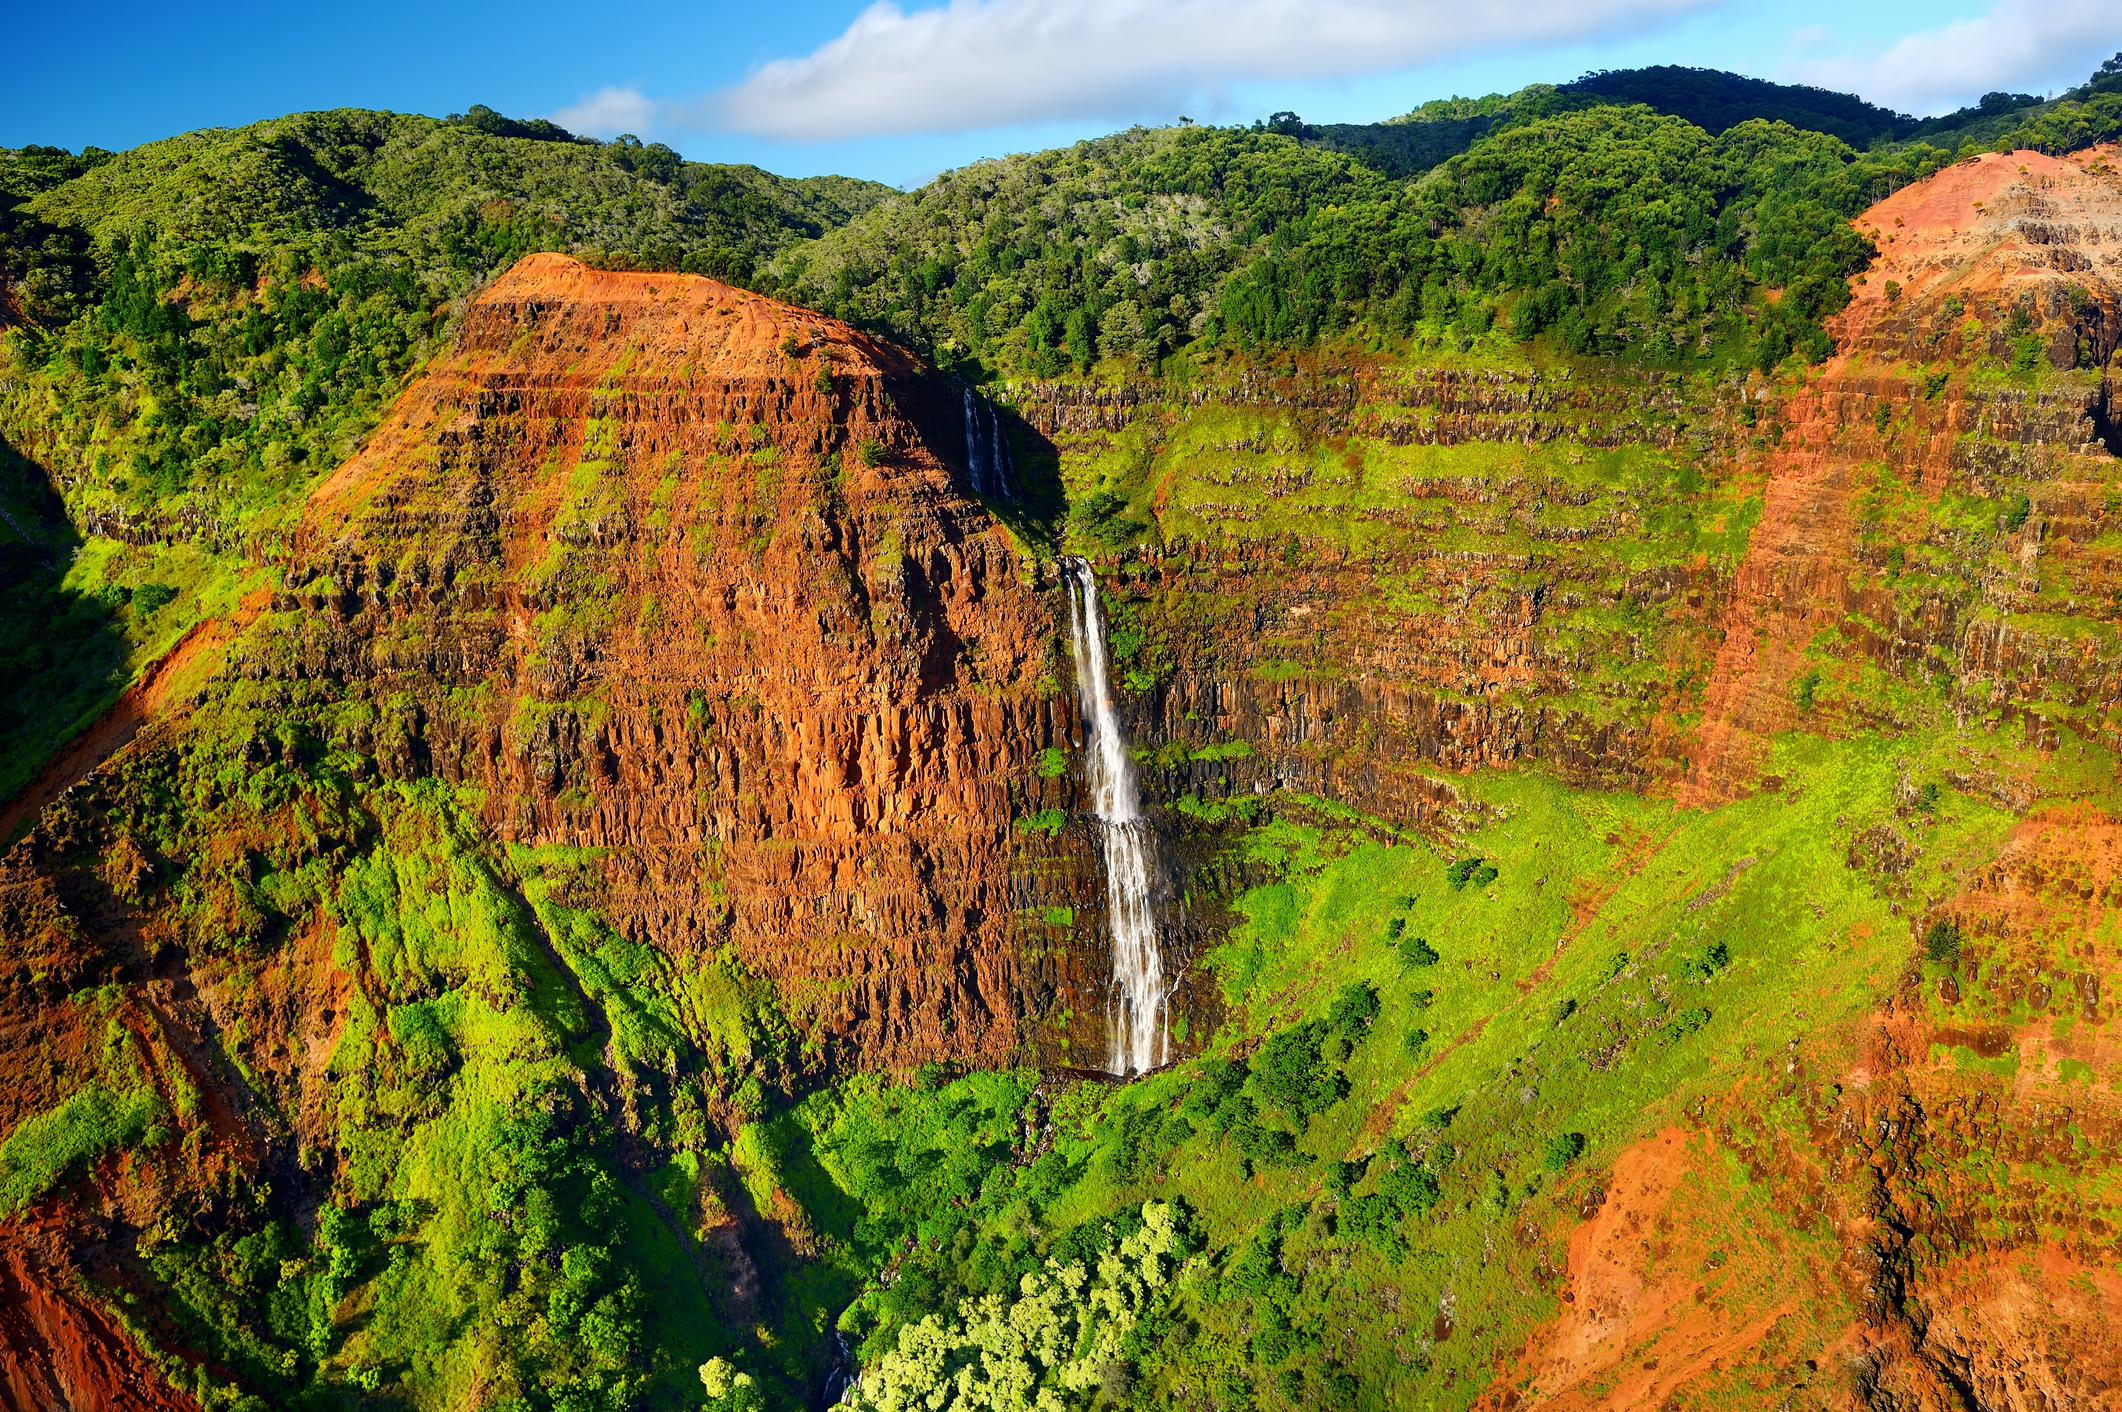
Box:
<box><xmin>1062</xmin><ymin>558</ymin><xmax>1167</xmax><ymax>1076</ymax></box>
<box><xmin>961</xmin><ymin>387</ymin><xmax>1019</xmax><ymax>501</ymax></box>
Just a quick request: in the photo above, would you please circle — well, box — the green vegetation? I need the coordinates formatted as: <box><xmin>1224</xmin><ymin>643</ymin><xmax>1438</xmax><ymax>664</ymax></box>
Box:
<box><xmin>0</xmin><ymin>110</ymin><xmax>890</xmax><ymax>799</ymax></box>
<box><xmin>770</xmin><ymin>76</ymin><xmax>2076</xmax><ymax>382</ymax></box>
<box><xmin>847</xmin><ymin>1201</ymin><xmax>1201</xmax><ymax>1411</ymax></box>
<box><xmin>4</xmin><ymin>53</ymin><xmax>2122</xmax><ymax>1412</ymax></box>
<box><xmin>0</xmin><ymin>1082</ymin><xmax>165</xmax><ymax>1214</ymax></box>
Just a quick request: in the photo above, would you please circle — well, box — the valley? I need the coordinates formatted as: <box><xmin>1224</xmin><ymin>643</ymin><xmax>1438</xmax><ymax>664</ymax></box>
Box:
<box><xmin>1</xmin><ymin>69</ymin><xmax>2121</xmax><ymax>1412</ymax></box>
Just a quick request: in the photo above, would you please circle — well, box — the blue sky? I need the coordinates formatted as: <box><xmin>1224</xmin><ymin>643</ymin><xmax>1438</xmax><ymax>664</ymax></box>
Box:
<box><xmin>4</xmin><ymin>0</ymin><xmax>2117</xmax><ymax>188</ymax></box>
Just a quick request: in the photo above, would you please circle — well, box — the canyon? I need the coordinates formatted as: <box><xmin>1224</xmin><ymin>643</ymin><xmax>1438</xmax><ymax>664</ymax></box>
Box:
<box><xmin>0</xmin><ymin>143</ymin><xmax>2120</xmax><ymax>1411</ymax></box>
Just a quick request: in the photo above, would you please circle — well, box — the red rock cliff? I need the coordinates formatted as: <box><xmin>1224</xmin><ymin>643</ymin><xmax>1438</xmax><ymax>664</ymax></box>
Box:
<box><xmin>278</xmin><ymin>253</ymin><xmax>1061</xmax><ymax>1069</ymax></box>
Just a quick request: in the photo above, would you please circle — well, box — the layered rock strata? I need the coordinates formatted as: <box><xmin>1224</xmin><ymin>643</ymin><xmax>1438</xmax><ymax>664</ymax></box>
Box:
<box><xmin>277</xmin><ymin>253</ymin><xmax>1060</xmax><ymax>1070</ymax></box>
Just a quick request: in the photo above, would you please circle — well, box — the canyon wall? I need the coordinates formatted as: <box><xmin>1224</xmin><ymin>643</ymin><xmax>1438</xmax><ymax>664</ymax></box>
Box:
<box><xmin>3</xmin><ymin>150</ymin><xmax>2122</xmax><ymax>1410</ymax></box>
<box><xmin>275</xmin><ymin>253</ymin><xmax>1064</xmax><ymax>1071</ymax></box>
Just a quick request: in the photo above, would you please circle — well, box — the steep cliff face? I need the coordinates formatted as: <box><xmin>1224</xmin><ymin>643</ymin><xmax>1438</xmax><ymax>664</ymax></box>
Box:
<box><xmin>278</xmin><ymin>252</ymin><xmax>1057</xmax><ymax>1070</ymax></box>
<box><xmin>0</xmin><ymin>255</ymin><xmax>1080</xmax><ymax>1408</ymax></box>
<box><xmin>1007</xmin><ymin>151</ymin><xmax>2122</xmax><ymax>822</ymax></box>
<box><xmin>5</xmin><ymin>146</ymin><xmax>2122</xmax><ymax>1412</ymax></box>
<box><xmin>1686</xmin><ymin>147</ymin><xmax>2122</xmax><ymax>804</ymax></box>
<box><xmin>996</xmin><ymin>149</ymin><xmax>2122</xmax><ymax>1412</ymax></box>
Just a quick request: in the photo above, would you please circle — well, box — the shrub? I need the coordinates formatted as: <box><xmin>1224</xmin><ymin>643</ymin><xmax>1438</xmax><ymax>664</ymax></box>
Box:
<box><xmin>1232</xmin><ymin>1120</ymin><xmax>1299</xmax><ymax>1165</ymax></box>
<box><xmin>1182</xmin><ymin>1059</ymin><xmax>1246</xmax><ymax>1119</ymax></box>
<box><xmin>1326</xmin><ymin>982</ymin><xmax>1379</xmax><ymax>1038</ymax></box>
<box><xmin>1398</xmin><ymin>934</ymin><xmax>1440</xmax><ymax>968</ymax></box>
<box><xmin>1924</xmin><ymin>918</ymin><xmax>1963</xmax><ymax>962</ymax></box>
<box><xmin>132</xmin><ymin>582</ymin><xmax>178</xmax><ymax>615</ymax></box>
<box><xmin>1253</xmin><ymin>1324</ymin><xmax>1301</xmax><ymax>1366</ymax></box>
<box><xmin>1446</xmin><ymin>857</ymin><xmax>1498</xmax><ymax>891</ymax></box>
<box><xmin>700</xmin><ymin>1358</ymin><xmax>765</xmax><ymax>1412</ymax></box>
<box><xmin>1680</xmin><ymin>940</ymin><xmax>1730</xmax><ymax>983</ymax></box>
<box><xmin>858</xmin><ymin>437</ymin><xmax>888</xmax><ymax>467</ymax></box>
<box><xmin>1336</xmin><ymin>1193</ymin><xmax>1399</xmax><ymax>1248</ymax></box>
<box><xmin>2004</xmin><ymin>490</ymin><xmax>2032</xmax><ymax>532</ymax></box>
<box><xmin>1014</xmin><ymin>808</ymin><xmax>1066</xmax><ymax>839</ymax></box>
<box><xmin>1664</xmin><ymin>1006</ymin><xmax>1712</xmax><ymax>1041</ymax></box>
<box><xmin>0</xmin><ymin>1084</ymin><xmax>167</xmax><ymax>1214</ymax></box>
<box><xmin>1250</xmin><ymin>1023</ymin><xmax>1347</xmax><ymax>1121</ymax></box>
<box><xmin>1542</xmin><ymin>1131</ymin><xmax>1587</xmax><ymax>1171</ymax></box>
<box><xmin>1376</xmin><ymin>1160</ymin><xmax>1440</xmax><ymax>1215</ymax></box>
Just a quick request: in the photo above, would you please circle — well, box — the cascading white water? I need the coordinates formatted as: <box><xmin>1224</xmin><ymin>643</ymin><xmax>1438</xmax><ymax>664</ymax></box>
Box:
<box><xmin>961</xmin><ymin>388</ymin><xmax>1018</xmax><ymax>500</ymax></box>
<box><xmin>962</xmin><ymin>387</ymin><xmax>993</xmax><ymax>497</ymax></box>
<box><xmin>1062</xmin><ymin>558</ymin><xmax>1166</xmax><ymax>1076</ymax></box>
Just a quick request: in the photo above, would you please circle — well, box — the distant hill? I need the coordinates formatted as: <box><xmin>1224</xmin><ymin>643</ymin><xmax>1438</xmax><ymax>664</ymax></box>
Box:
<box><xmin>1559</xmin><ymin>65</ymin><xmax>1911</xmax><ymax>146</ymax></box>
<box><xmin>1293</xmin><ymin>63</ymin><xmax>2093</xmax><ymax>181</ymax></box>
<box><xmin>1289</xmin><ymin>66</ymin><xmax>1931</xmax><ymax>180</ymax></box>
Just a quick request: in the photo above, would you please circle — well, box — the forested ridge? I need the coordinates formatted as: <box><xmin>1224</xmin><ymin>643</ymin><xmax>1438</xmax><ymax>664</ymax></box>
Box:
<box><xmin>768</xmin><ymin>56</ymin><xmax>2122</xmax><ymax>386</ymax></box>
<box><xmin>770</xmin><ymin>107</ymin><xmax>1907</xmax><ymax>378</ymax></box>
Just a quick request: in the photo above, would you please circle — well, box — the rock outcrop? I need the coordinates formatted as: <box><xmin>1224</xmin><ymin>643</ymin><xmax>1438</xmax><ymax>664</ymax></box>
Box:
<box><xmin>273</xmin><ymin>252</ymin><xmax>1061</xmax><ymax>1070</ymax></box>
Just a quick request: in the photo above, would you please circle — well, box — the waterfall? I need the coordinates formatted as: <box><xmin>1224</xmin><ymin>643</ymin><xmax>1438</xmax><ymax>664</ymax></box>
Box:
<box><xmin>1062</xmin><ymin>558</ymin><xmax>1166</xmax><ymax>1076</ymax></box>
<box><xmin>962</xmin><ymin>387</ymin><xmax>1019</xmax><ymax>501</ymax></box>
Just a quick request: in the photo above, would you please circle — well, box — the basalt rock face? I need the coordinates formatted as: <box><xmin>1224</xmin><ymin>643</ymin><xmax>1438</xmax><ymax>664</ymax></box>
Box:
<box><xmin>1684</xmin><ymin>148</ymin><xmax>2122</xmax><ymax>804</ymax></box>
<box><xmin>270</xmin><ymin>253</ymin><xmax>1058</xmax><ymax>1071</ymax></box>
<box><xmin>0</xmin><ymin>256</ymin><xmax>1088</xmax><ymax>1409</ymax></box>
<box><xmin>1003</xmin><ymin>149</ymin><xmax>2122</xmax><ymax>829</ymax></box>
<box><xmin>1003</xmin><ymin>153</ymin><xmax>2122</xmax><ymax>1408</ymax></box>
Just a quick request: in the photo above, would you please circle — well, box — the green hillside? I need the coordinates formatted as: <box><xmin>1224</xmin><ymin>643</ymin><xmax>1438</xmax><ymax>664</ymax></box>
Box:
<box><xmin>766</xmin><ymin>106</ymin><xmax>1929</xmax><ymax>379</ymax></box>
<box><xmin>0</xmin><ymin>108</ymin><xmax>892</xmax><ymax>802</ymax></box>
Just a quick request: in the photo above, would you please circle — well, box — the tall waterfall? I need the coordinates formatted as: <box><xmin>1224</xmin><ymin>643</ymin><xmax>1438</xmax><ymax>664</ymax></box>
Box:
<box><xmin>1062</xmin><ymin>558</ymin><xmax>1166</xmax><ymax>1076</ymax></box>
<box><xmin>962</xmin><ymin>388</ymin><xmax>1019</xmax><ymax>500</ymax></box>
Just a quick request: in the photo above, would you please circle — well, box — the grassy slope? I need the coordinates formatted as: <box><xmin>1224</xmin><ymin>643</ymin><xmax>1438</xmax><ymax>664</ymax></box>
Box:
<box><xmin>773</xmin><ymin>723</ymin><xmax>2110</xmax><ymax>1410</ymax></box>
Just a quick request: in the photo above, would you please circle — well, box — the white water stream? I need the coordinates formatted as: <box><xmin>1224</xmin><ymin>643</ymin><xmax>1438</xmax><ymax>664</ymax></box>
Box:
<box><xmin>1062</xmin><ymin>558</ymin><xmax>1167</xmax><ymax>1076</ymax></box>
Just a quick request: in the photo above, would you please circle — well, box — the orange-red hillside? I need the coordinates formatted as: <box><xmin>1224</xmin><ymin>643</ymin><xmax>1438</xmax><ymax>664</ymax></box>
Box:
<box><xmin>287</xmin><ymin>253</ymin><xmax>1069</xmax><ymax>1070</ymax></box>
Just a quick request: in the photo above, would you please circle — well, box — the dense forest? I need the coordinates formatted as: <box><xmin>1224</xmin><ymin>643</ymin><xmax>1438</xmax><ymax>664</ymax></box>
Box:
<box><xmin>764</xmin><ymin>64</ymin><xmax>2122</xmax><ymax>385</ymax></box>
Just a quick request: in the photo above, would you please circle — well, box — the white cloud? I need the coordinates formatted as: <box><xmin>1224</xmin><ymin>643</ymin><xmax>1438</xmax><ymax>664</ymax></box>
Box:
<box><xmin>552</xmin><ymin>85</ymin><xmax>660</xmax><ymax>139</ymax></box>
<box><xmin>1785</xmin><ymin>0</ymin><xmax>2122</xmax><ymax>116</ymax></box>
<box><xmin>701</xmin><ymin>0</ymin><xmax>1715</xmax><ymax>142</ymax></box>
